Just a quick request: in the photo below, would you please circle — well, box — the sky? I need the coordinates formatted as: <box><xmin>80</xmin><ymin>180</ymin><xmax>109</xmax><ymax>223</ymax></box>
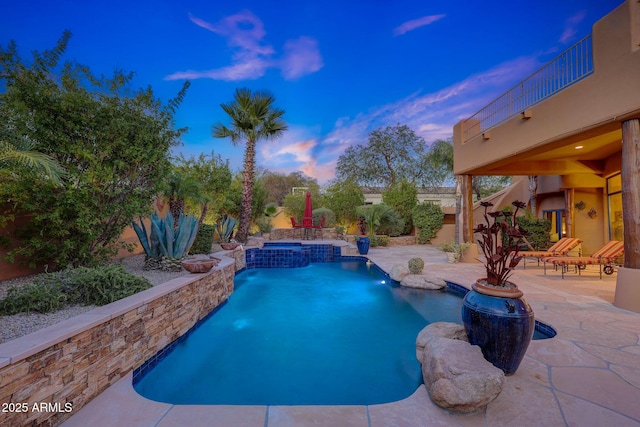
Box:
<box><xmin>0</xmin><ymin>0</ymin><xmax>624</xmax><ymax>184</ymax></box>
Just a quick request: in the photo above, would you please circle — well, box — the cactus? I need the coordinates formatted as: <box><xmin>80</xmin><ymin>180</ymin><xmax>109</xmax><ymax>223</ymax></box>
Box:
<box><xmin>408</xmin><ymin>257</ymin><xmax>425</xmax><ymax>274</ymax></box>
<box><xmin>132</xmin><ymin>212</ymin><xmax>200</xmax><ymax>270</ymax></box>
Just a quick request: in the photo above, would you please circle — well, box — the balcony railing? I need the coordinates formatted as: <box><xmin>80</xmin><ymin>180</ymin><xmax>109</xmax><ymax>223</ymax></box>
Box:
<box><xmin>463</xmin><ymin>34</ymin><xmax>594</xmax><ymax>141</ymax></box>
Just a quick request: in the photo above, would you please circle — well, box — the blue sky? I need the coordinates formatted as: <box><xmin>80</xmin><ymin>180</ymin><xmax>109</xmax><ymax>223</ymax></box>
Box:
<box><xmin>1</xmin><ymin>0</ymin><xmax>624</xmax><ymax>184</ymax></box>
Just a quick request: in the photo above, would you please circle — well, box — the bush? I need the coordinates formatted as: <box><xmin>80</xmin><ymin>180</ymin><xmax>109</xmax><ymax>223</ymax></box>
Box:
<box><xmin>412</xmin><ymin>202</ymin><xmax>444</xmax><ymax>244</ymax></box>
<box><xmin>377</xmin><ymin>209</ymin><xmax>405</xmax><ymax>237</ymax></box>
<box><xmin>0</xmin><ymin>265</ymin><xmax>152</xmax><ymax>315</ymax></box>
<box><xmin>382</xmin><ymin>180</ymin><xmax>418</xmax><ymax>235</ymax></box>
<box><xmin>190</xmin><ymin>224</ymin><xmax>216</xmax><ymax>254</ymax></box>
<box><xmin>517</xmin><ymin>215</ymin><xmax>552</xmax><ymax>250</ymax></box>
<box><xmin>371</xmin><ymin>235</ymin><xmax>390</xmax><ymax>247</ymax></box>
<box><xmin>312</xmin><ymin>207</ymin><xmax>336</xmax><ymax>227</ymax></box>
<box><xmin>256</xmin><ymin>216</ymin><xmax>273</xmax><ymax>233</ymax></box>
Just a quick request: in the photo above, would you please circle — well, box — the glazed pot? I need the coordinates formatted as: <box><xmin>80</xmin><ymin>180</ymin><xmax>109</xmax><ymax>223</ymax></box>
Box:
<box><xmin>356</xmin><ymin>236</ymin><xmax>370</xmax><ymax>255</ymax></box>
<box><xmin>181</xmin><ymin>258</ymin><xmax>218</xmax><ymax>273</ymax></box>
<box><xmin>461</xmin><ymin>279</ymin><xmax>535</xmax><ymax>375</ymax></box>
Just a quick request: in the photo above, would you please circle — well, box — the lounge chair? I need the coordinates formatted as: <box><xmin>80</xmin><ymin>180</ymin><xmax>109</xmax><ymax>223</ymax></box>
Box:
<box><xmin>520</xmin><ymin>237</ymin><xmax>582</xmax><ymax>268</ymax></box>
<box><xmin>543</xmin><ymin>240</ymin><xmax>624</xmax><ymax>279</ymax></box>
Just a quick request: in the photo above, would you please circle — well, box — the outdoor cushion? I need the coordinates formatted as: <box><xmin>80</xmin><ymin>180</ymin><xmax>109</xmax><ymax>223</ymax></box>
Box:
<box><xmin>543</xmin><ymin>240</ymin><xmax>624</xmax><ymax>278</ymax></box>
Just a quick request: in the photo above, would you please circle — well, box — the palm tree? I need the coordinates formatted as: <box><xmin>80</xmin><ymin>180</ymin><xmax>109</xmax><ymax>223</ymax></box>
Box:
<box><xmin>164</xmin><ymin>170</ymin><xmax>204</xmax><ymax>227</ymax></box>
<box><xmin>0</xmin><ymin>138</ymin><xmax>65</xmax><ymax>184</ymax></box>
<box><xmin>212</xmin><ymin>88</ymin><xmax>287</xmax><ymax>242</ymax></box>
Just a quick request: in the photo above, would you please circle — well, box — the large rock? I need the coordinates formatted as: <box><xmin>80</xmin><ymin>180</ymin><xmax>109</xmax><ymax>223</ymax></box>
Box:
<box><xmin>390</xmin><ymin>264</ymin><xmax>410</xmax><ymax>281</ymax></box>
<box><xmin>417</xmin><ymin>322</ymin><xmax>505</xmax><ymax>413</ymax></box>
<box><xmin>401</xmin><ymin>273</ymin><xmax>446</xmax><ymax>290</ymax></box>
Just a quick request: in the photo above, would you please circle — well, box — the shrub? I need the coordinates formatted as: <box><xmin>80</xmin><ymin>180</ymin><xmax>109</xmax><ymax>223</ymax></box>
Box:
<box><xmin>408</xmin><ymin>258</ymin><xmax>425</xmax><ymax>274</ymax></box>
<box><xmin>382</xmin><ymin>180</ymin><xmax>418</xmax><ymax>235</ymax></box>
<box><xmin>377</xmin><ymin>208</ymin><xmax>405</xmax><ymax>237</ymax></box>
<box><xmin>0</xmin><ymin>282</ymin><xmax>67</xmax><ymax>315</ymax></box>
<box><xmin>0</xmin><ymin>265</ymin><xmax>152</xmax><ymax>315</ymax></box>
<box><xmin>312</xmin><ymin>207</ymin><xmax>336</xmax><ymax>227</ymax></box>
<box><xmin>191</xmin><ymin>224</ymin><xmax>216</xmax><ymax>254</ymax></box>
<box><xmin>371</xmin><ymin>235</ymin><xmax>390</xmax><ymax>247</ymax></box>
<box><xmin>412</xmin><ymin>202</ymin><xmax>444</xmax><ymax>244</ymax></box>
<box><xmin>257</xmin><ymin>216</ymin><xmax>274</xmax><ymax>233</ymax></box>
<box><xmin>517</xmin><ymin>215</ymin><xmax>551</xmax><ymax>250</ymax></box>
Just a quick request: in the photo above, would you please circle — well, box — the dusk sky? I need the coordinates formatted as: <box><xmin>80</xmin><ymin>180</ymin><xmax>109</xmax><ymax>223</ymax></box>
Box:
<box><xmin>1</xmin><ymin>0</ymin><xmax>623</xmax><ymax>184</ymax></box>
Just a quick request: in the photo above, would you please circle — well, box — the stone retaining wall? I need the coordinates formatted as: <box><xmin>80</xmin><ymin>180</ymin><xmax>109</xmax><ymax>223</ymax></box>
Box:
<box><xmin>269</xmin><ymin>228</ymin><xmax>337</xmax><ymax>241</ymax></box>
<box><xmin>0</xmin><ymin>260</ymin><xmax>235</xmax><ymax>426</ymax></box>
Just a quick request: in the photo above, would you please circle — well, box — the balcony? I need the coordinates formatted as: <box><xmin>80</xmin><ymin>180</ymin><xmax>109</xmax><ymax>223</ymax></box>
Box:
<box><xmin>463</xmin><ymin>35</ymin><xmax>594</xmax><ymax>141</ymax></box>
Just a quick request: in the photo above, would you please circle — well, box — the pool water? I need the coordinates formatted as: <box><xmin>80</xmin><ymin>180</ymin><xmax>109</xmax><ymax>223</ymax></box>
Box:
<box><xmin>133</xmin><ymin>261</ymin><xmax>464</xmax><ymax>405</ymax></box>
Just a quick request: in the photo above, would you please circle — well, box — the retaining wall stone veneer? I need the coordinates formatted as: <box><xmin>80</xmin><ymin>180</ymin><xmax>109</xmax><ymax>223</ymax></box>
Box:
<box><xmin>269</xmin><ymin>228</ymin><xmax>337</xmax><ymax>241</ymax></box>
<box><xmin>0</xmin><ymin>259</ymin><xmax>235</xmax><ymax>427</ymax></box>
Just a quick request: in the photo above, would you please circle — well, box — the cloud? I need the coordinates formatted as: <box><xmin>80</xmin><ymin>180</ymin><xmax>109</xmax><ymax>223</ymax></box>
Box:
<box><xmin>393</xmin><ymin>14</ymin><xmax>446</xmax><ymax>37</ymax></box>
<box><xmin>280</xmin><ymin>37</ymin><xmax>324</xmax><ymax>80</ymax></box>
<box><xmin>166</xmin><ymin>11</ymin><xmax>323</xmax><ymax>81</ymax></box>
<box><xmin>559</xmin><ymin>11</ymin><xmax>586</xmax><ymax>44</ymax></box>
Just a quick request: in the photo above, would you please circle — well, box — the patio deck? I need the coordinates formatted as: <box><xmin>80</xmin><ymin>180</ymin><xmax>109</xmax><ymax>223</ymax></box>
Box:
<box><xmin>61</xmin><ymin>244</ymin><xmax>640</xmax><ymax>427</ymax></box>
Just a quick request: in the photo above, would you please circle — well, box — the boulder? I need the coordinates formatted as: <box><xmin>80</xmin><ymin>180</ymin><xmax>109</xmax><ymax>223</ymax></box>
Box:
<box><xmin>417</xmin><ymin>322</ymin><xmax>505</xmax><ymax>413</ymax></box>
<box><xmin>390</xmin><ymin>264</ymin><xmax>410</xmax><ymax>281</ymax></box>
<box><xmin>401</xmin><ymin>273</ymin><xmax>446</xmax><ymax>290</ymax></box>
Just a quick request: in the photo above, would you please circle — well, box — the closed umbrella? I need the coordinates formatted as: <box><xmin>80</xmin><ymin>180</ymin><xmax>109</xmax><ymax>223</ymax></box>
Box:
<box><xmin>302</xmin><ymin>191</ymin><xmax>313</xmax><ymax>228</ymax></box>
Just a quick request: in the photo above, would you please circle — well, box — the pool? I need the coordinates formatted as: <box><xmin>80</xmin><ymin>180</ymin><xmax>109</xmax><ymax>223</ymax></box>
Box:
<box><xmin>133</xmin><ymin>259</ymin><xmax>555</xmax><ymax>406</ymax></box>
<box><xmin>133</xmin><ymin>260</ymin><xmax>463</xmax><ymax>405</ymax></box>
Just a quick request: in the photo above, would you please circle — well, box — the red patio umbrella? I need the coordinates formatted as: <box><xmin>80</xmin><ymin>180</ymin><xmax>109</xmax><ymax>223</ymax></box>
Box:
<box><xmin>302</xmin><ymin>191</ymin><xmax>313</xmax><ymax>228</ymax></box>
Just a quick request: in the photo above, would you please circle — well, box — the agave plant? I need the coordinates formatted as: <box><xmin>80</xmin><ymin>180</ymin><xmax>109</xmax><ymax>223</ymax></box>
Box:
<box><xmin>215</xmin><ymin>215</ymin><xmax>238</xmax><ymax>243</ymax></box>
<box><xmin>132</xmin><ymin>212</ymin><xmax>200</xmax><ymax>270</ymax></box>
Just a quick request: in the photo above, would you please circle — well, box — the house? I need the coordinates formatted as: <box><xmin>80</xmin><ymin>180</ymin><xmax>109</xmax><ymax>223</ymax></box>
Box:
<box><xmin>362</xmin><ymin>186</ymin><xmax>457</xmax><ymax>206</ymax></box>
<box><xmin>452</xmin><ymin>0</ymin><xmax>640</xmax><ymax>312</ymax></box>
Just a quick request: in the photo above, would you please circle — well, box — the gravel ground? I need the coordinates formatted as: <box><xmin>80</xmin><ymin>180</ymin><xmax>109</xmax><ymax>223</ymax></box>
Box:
<box><xmin>0</xmin><ymin>254</ymin><xmax>190</xmax><ymax>344</ymax></box>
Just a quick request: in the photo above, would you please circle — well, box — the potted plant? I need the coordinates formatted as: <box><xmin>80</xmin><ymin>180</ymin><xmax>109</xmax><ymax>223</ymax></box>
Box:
<box><xmin>355</xmin><ymin>204</ymin><xmax>394</xmax><ymax>255</ymax></box>
<box><xmin>216</xmin><ymin>215</ymin><xmax>239</xmax><ymax>250</ymax></box>
<box><xmin>438</xmin><ymin>241</ymin><xmax>471</xmax><ymax>263</ymax></box>
<box><xmin>461</xmin><ymin>200</ymin><xmax>535</xmax><ymax>375</ymax></box>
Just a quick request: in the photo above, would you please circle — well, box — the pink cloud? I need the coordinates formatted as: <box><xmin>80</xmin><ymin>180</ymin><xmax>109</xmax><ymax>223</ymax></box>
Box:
<box><xmin>166</xmin><ymin>11</ymin><xmax>322</xmax><ymax>82</ymax></box>
<box><xmin>393</xmin><ymin>14</ymin><xmax>446</xmax><ymax>37</ymax></box>
<box><xmin>559</xmin><ymin>11</ymin><xmax>586</xmax><ymax>44</ymax></box>
<box><xmin>280</xmin><ymin>37</ymin><xmax>324</xmax><ymax>79</ymax></box>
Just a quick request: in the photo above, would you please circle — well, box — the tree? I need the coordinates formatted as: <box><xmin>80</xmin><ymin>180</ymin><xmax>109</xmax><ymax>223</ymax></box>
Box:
<box><xmin>164</xmin><ymin>169</ymin><xmax>203</xmax><ymax>226</ymax></box>
<box><xmin>212</xmin><ymin>88</ymin><xmax>287</xmax><ymax>242</ymax></box>
<box><xmin>0</xmin><ymin>31</ymin><xmax>189</xmax><ymax>268</ymax></box>
<box><xmin>260</xmin><ymin>170</ymin><xmax>319</xmax><ymax>205</ymax></box>
<box><xmin>0</xmin><ymin>138</ymin><xmax>65</xmax><ymax>185</ymax></box>
<box><xmin>173</xmin><ymin>151</ymin><xmax>232</xmax><ymax>225</ymax></box>
<box><xmin>222</xmin><ymin>173</ymin><xmax>268</xmax><ymax>228</ymax></box>
<box><xmin>382</xmin><ymin>179</ymin><xmax>418</xmax><ymax>235</ymax></box>
<box><xmin>472</xmin><ymin>176</ymin><xmax>512</xmax><ymax>199</ymax></box>
<box><xmin>323</xmin><ymin>179</ymin><xmax>365</xmax><ymax>228</ymax></box>
<box><xmin>335</xmin><ymin>124</ymin><xmax>429</xmax><ymax>187</ymax></box>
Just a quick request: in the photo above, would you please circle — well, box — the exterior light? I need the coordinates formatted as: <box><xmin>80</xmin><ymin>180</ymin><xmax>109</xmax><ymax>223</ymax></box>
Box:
<box><xmin>575</xmin><ymin>145</ymin><xmax>584</xmax><ymax>149</ymax></box>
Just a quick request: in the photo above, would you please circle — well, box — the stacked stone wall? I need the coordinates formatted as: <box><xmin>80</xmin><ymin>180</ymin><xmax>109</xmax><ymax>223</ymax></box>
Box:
<box><xmin>0</xmin><ymin>262</ymin><xmax>234</xmax><ymax>426</ymax></box>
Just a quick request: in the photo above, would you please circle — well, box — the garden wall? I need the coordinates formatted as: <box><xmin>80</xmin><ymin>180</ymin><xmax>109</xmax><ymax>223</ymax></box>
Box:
<box><xmin>0</xmin><ymin>258</ymin><xmax>235</xmax><ymax>426</ymax></box>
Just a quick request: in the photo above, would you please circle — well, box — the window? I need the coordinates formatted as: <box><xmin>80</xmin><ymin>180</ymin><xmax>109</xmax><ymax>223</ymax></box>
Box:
<box><xmin>607</xmin><ymin>174</ymin><xmax>623</xmax><ymax>241</ymax></box>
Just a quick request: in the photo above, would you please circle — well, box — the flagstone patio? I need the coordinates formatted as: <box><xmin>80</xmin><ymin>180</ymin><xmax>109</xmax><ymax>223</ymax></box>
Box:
<box><xmin>61</xmin><ymin>243</ymin><xmax>640</xmax><ymax>427</ymax></box>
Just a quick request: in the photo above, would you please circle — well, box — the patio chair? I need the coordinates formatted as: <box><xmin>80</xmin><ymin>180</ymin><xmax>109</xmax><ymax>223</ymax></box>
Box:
<box><xmin>543</xmin><ymin>240</ymin><xmax>624</xmax><ymax>279</ymax></box>
<box><xmin>290</xmin><ymin>217</ymin><xmax>303</xmax><ymax>239</ymax></box>
<box><xmin>312</xmin><ymin>216</ymin><xmax>325</xmax><ymax>239</ymax></box>
<box><xmin>520</xmin><ymin>237</ymin><xmax>582</xmax><ymax>268</ymax></box>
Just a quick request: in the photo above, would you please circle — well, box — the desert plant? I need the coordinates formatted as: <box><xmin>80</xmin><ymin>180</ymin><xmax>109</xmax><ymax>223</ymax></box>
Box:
<box><xmin>215</xmin><ymin>215</ymin><xmax>238</xmax><ymax>243</ymax></box>
<box><xmin>438</xmin><ymin>241</ymin><xmax>471</xmax><ymax>256</ymax></box>
<box><xmin>408</xmin><ymin>257</ymin><xmax>425</xmax><ymax>274</ymax></box>
<box><xmin>356</xmin><ymin>204</ymin><xmax>394</xmax><ymax>237</ymax></box>
<box><xmin>132</xmin><ymin>212</ymin><xmax>200</xmax><ymax>270</ymax></box>
<box><xmin>256</xmin><ymin>216</ymin><xmax>274</xmax><ymax>233</ymax></box>
<box><xmin>371</xmin><ymin>235</ymin><xmax>390</xmax><ymax>247</ymax></box>
<box><xmin>475</xmin><ymin>200</ymin><xmax>528</xmax><ymax>287</ymax></box>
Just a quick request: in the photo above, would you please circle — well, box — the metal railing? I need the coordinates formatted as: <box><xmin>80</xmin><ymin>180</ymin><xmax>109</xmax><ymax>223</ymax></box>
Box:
<box><xmin>463</xmin><ymin>34</ymin><xmax>594</xmax><ymax>140</ymax></box>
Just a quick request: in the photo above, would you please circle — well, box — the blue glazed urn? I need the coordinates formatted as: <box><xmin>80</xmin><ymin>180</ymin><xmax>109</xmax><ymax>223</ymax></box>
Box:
<box><xmin>461</xmin><ymin>280</ymin><xmax>535</xmax><ymax>375</ymax></box>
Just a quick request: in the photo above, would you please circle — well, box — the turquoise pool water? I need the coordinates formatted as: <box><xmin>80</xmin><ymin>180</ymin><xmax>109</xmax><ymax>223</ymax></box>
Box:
<box><xmin>133</xmin><ymin>260</ymin><xmax>463</xmax><ymax>405</ymax></box>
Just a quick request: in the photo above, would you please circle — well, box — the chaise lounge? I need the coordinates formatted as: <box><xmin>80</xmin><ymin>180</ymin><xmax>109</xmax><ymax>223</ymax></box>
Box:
<box><xmin>520</xmin><ymin>237</ymin><xmax>582</xmax><ymax>268</ymax></box>
<box><xmin>543</xmin><ymin>240</ymin><xmax>624</xmax><ymax>279</ymax></box>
